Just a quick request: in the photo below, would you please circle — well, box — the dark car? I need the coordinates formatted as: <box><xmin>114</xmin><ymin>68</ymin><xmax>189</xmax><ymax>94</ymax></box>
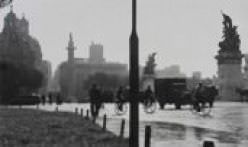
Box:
<box><xmin>8</xmin><ymin>95</ymin><xmax>40</xmax><ymax>105</ymax></box>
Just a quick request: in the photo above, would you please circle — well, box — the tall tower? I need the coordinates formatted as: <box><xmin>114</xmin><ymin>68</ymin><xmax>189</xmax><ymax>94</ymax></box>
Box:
<box><xmin>67</xmin><ymin>33</ymin><xmax>75</xmax><ymax>64</ymax></box>
<box><xmin>89</xmin><ymin>42</ymin><xmax>105</xmax><ymax>64</ymax></box>
<box><xmin>215</xmin><ymin>13</ymin><xmax>243</xmax><ymax>101</ymax></box>
<box><xmin>66</xmin><ymin>33</ymin><xmax>76</xmax><ymax>101</ymax></box>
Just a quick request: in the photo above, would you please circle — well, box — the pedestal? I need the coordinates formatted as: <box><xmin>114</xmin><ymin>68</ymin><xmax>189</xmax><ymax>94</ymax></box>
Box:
<box><xmin>142</xmin><ymin>74</ymin><xmax>155</xmax><ymax>91</ymax></box>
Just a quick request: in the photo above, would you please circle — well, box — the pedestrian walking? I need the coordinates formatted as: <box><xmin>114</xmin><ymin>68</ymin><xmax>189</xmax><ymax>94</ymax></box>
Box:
<box><xmin>89</xmin><ymin>84</ymin><xmax>101</xmax><ymax>118</ymax></box>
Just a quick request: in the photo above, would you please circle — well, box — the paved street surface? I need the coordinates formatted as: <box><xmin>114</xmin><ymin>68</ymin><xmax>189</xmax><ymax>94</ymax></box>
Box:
<box><xmin>23</xmin><ymin>102</ymin><xmax>248</xmax><ymax>147</ymax></box>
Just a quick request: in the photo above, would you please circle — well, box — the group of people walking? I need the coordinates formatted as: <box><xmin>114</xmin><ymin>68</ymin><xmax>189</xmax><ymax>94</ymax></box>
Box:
<box><xmin>88</xmin><ymin>82</ymin><xmax>218</xmax><ymax>117</ymax></box>
<box><xmin>192</xmin><ymin>83</ymin><xmax>218</xmax><ymax>112</ymax></box>
<box><xmin>88</xmin><ymin>84</ymin><xmax>130</xmax><ymax>118</ymax></box>
<box><xmin>40</xmin><ymin>92</ymin><xmax>62</xmax><ymax>105</ymax></box>
<box><xmin>88</xmin><ymin>84</ymin><xmax>155</xmax><ymax>118</ymax></box>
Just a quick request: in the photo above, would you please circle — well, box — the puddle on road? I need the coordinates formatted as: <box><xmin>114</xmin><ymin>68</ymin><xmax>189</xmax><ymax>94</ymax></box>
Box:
<box><xmin>97</xmin><ymin>118</ymin><xmax>248</xmax><ymax>147</ymax></box>
<box><xmin>22</xmin><ymin>102</ymin><xmax>248</xmax><ymax>147</ymax></box>
<box><xmin>149</xmin><ymin>121</ymin><xmax>243</xmax><ymax>144</ymax></box>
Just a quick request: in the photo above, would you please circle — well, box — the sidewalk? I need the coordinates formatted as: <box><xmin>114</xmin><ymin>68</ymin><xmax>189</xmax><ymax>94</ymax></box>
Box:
<box><xmin>0</xmin><ymin>108</ymin><xmax>128</xmax><ymax>147</ymax></box>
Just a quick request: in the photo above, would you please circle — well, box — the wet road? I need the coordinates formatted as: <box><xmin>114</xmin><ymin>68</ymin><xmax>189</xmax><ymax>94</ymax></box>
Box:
<box><xmin>23</xmin><ymin>102</ymin><xmax>248</xmax><ymax>147</ymax></box>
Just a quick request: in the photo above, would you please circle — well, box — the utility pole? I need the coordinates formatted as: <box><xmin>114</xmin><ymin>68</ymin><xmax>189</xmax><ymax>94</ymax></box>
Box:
<box><xmin>129</xmin><ymin>0</ymin><xmax>139</xmax><ymax>147</ymax></box>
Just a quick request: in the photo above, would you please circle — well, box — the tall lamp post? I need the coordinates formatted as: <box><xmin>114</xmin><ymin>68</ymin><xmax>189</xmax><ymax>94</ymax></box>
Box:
<box><xmin>129</xmin><ymin>0</ymin><xmax>139</xmax><ymax>147</ymax></box>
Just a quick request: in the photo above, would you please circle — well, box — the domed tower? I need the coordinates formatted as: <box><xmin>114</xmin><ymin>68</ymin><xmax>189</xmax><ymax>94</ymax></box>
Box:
<box><xmin>65</xmin><ymin>33</ymin><xmax>76</xmax><ymax>100</ymax></box>
<box><xmin>67</xmin><ymin>33</ymin><xmax>76</xmax><ymax>64</ymax></box>
<box><xmin>215</xmin><ymin>13</ymin><xmax>243</xmax><ymax>101</ymax></box>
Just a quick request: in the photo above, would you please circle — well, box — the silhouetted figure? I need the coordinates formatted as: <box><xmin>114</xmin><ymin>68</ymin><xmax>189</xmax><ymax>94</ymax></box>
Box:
<box><xmin>116</xmin><ymin>86</ymin><xmax>125</xmax><ymax>102</ymax></box>
<box><xmin>144</xmin><ymin>85</ymin><xmax>154</xmax><ymax>106</ymax></box>
<box><xmin>207</xmin><ymin>85</ymin><xmax>218</xmax><ymax>107</ymax></box>
<box><xmin>56</xmin><ymin>93</ymin><xmax>62</xmax><ymax>105</ymax></box>
<box><xmin>194</xmin><ymin>83</ymin><xmax>205</xmax><ymax>112</ymax></box>
<box><xmin>89</xmin><ymin>84</ymin><xmax>101</xmax><ymax>118</ymax></box>
<box><xmin>48</xmin><ymin>93</ymin><xmax>53</xmax><ymax>104</ymax></box>
<box><xmin>41</xmin><ymin>95</ymin><xmax>46</xmax><ymax>105</ymax></box>
<box><xmin>123</xmin><ymin>86</ymin><xmax>130</xmax><ymax>102</ymax></box>
<box><xmin>116</xmin><ymin>86</ymin><xmax>125</xmax><ymax>110</ymax></box>
<box><xmin>195</xmin><ymin>83</ymin><xmax>205</xmax><ymax>99</ymax></box>
<box><xmin>98</xmin><ymin>86</ymin><xmax>104</xmax><ymax>108</ymax></box>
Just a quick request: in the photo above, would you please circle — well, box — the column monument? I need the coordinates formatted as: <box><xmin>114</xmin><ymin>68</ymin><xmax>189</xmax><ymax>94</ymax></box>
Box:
<box><xmin>215</xmin><ymin>13</ymin><xmax>243</xmax><ymax>101</ymax></box>
<box><xmin>142</xmin><ymin>53</ymin><xmax>156</xmax><ymax>91</ymax></box>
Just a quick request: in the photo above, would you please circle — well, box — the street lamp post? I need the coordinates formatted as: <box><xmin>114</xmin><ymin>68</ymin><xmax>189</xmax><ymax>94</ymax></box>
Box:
<box><xmin>129</xmin><ymin>0</ymin><xmax>139</xmax><ymax>147</ymax></box>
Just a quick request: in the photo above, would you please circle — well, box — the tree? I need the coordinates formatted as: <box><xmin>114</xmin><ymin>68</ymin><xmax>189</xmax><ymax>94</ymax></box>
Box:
<box><xmin>84</xmin><ymin>72</ymin><xmax>128</xmax><ymax>90</ymax></box>
<box><xmin>0</xmin><ymin>0</ymin><xmax>45</xmax><ymax>104</ymax></box>
<box><xmin>82</xmin><ymin>72</ymin><xmax>128</xmax><ymax>102</ymax></box>
<box><xmin>19</xmin><ymin>64</ymin><xmax>44</xmax><ymax>94</ymax></box>
<box><xmin>0</xmin><ymin>61</ymin><xmax>44</xmax><ymax>104</ymax></box>
<box><xmin>58</xmin><ymin>63</ymin><xmax>74</xmax><ymax>99</ymax></box>
<box><xmin>0</xmin><ymin>61</ymin><xmax>19</xmax><ymax>103</ymax></box>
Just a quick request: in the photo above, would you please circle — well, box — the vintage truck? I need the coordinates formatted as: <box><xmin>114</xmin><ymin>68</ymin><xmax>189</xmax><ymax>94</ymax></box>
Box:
<box><xmin>154</xmin><ymin>78</ymin><xmax>192</xmax><ymax>109</ymax></box>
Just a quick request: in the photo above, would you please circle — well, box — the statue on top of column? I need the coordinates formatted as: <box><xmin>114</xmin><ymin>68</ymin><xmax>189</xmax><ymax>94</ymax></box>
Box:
<box><xmin>144</xmin><ymin>52</ymin><xmax>156</xmax><ymax>75</ymax></box>
<box><xmin>219</xmin><ymin>12</ymin><xmax>240</xmax><ymax>52</ymax></box>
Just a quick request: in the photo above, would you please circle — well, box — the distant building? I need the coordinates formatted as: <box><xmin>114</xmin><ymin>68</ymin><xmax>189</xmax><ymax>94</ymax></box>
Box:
<box><xmin>89</xmin><ymin>42</ymin><xmax>105</xmax><ymax>64</ymax></box>
<box><xmin>56</xmin><ymin>34</ymin><xmax>128</xmax><ymax>101</ymax></box>
<box><xmin>50</xmin><ymin>67</ymin><xmax>61</xmax><ymax>93</ymax></box>
<box><xmin>185</xmin><ymin>71</ymin><xmax>201</xmax><ymax>90</ymax></box>
<box><xmin>156</xmin><ymin>65</ymin><xmax>186</xmax><ymax>78</ymax></box>
<box><xmin>192</xmin><ymin>71</ymin><xmax>202</xmax><ymax>80</ymax></box>
<box><xmin>39</xmin><ymin>60</ymin><xmax>52</xmax><ymax>94</ymax></box>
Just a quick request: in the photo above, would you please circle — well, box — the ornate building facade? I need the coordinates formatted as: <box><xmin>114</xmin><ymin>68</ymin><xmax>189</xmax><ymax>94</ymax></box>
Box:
<box><xmin>57</xmin><ymin>34</ymin><xmax>128</xmax><ymax>101</ymax></box>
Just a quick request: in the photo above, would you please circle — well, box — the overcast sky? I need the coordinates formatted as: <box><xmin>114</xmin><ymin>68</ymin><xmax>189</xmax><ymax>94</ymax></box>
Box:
<box><xmin>1</xmin><ymin>0</ymin><xmax>248</xmax><ymax>77</ymax></box>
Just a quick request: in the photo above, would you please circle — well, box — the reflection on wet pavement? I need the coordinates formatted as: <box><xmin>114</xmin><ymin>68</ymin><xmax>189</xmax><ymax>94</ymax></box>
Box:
<box><xmin>22</xmin><ymin>102</ymin><xmax>248</xmax><ymax>147</ymax></box>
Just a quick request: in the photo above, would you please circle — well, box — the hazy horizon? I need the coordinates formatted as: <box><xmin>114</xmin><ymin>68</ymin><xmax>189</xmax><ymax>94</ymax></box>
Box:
<box><xmin>1</xmin><ymin>0</ymin><xmax>248</xmax><ymax>78</ymax></box>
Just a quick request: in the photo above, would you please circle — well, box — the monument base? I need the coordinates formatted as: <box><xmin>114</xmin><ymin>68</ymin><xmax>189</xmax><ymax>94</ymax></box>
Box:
<box><xmin>142</xmin><ymin>74</ymin><xmax>155</xmax><ymax>91</ymax></box>
<box><xmin>219</xmin><ymin>84</ymin><xmax>242</xmax><ymax>101</ymax></box>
